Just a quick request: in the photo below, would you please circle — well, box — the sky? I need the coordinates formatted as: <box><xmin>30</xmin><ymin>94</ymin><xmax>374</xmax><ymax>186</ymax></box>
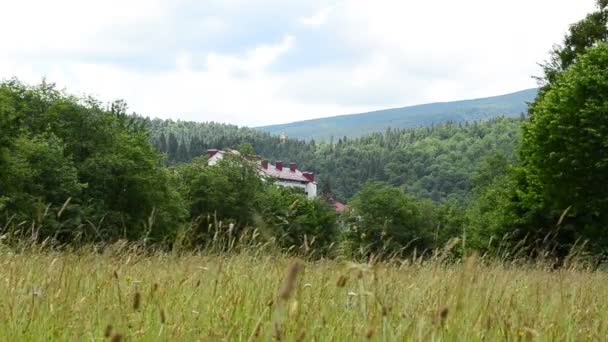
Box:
<box><xmin>0</xmin><ymin>0</ymin><xmax>598</xmax><ymax>126</ymax></box>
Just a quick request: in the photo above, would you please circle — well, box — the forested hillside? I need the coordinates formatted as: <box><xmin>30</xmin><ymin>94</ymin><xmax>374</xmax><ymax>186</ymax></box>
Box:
<box><xmin>146</xmin><ymin>116</ymin><xmax>521</xmax><ymax>202</ymax></box>
<box><xmin>258</xmin><ymin>88</ymin><xmax>536</xmax><ymax>140</ymax></box>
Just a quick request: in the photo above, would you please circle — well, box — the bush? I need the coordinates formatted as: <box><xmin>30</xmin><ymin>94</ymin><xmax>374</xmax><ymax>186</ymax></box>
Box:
<box><xmin>257</xmin><ymin>186</ymin><xmax>338</xmax><ymax>255</ymax></box>
<box><xmin>342</xmin><ymin>182</ymin><xmax>435</xmax><ymax>258</ymax></box>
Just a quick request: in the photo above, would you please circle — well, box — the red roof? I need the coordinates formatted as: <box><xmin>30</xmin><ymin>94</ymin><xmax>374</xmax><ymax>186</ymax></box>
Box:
<box><xmin>259</xmin><ymin>162</ymin><xmax>313</xmax><ymax>183</ymax></box>
<box><xmin>333</xmin><ymin>201</ymin><xmax>347</xmax><ymax>212</ymax></box>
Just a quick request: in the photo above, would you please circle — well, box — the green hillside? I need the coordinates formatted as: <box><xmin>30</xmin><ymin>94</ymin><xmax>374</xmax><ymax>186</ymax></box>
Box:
<box><xmin>258</xmin><ymin>88</ymin><xmax>537</xmax><ymax>140</ymax></box>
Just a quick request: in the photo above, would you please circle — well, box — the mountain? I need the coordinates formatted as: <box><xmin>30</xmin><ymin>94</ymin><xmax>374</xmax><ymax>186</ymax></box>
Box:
<box><xmin>258</xmin><ymin>88</ymin><xmax>537</xmax><ymax>141</ymax></box>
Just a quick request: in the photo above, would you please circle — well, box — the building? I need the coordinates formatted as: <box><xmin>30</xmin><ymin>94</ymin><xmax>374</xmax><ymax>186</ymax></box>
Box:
<box><xmin>206</xmin><ymin>149</ymin><xmax>317</xmax><ymax>199</ymax></box>
<box><xmin>206</xmin><ymin>149</ymin><xmax>238</xmax><ymax>166</ymax></box>
<box><xmin>259</xmin><ymin>159</ymin><xmax>317</xmax><ymax>199</ymax></box>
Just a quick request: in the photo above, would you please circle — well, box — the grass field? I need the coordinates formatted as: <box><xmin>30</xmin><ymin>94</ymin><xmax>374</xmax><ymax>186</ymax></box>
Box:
<box><xmin>0</xmin><ymin>244</ymin><xmax>607</xmax><ymax>341</ymax></box>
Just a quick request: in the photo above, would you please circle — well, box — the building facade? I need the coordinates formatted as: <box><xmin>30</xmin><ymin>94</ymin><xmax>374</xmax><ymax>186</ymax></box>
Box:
<box><xmin>206</xmin><ymin>149</ymin><xmax>317</xmax><ymax>198</ymax></box>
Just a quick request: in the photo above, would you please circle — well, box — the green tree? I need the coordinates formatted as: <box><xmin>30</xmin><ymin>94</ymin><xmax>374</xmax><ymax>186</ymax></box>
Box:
<box><xmin>0</xmin><ymin>80</ymin><xmax>187</xmax><ymax>243</ymax></box>
<box><xmin>158</xmin><ymin>132</ymin><xmax>168</xmax><ymax>153</ymax></box>
<box><xmin>167</xmin><ymin>132</ymin><xmax>179</xmax><ymax>162</ymax></box>
<box><xmin>258</xmin><ymin>186</ymin><xmax>337</xmax><ymax>256</ymax></box>
<box><xmin>177</xmin><ymin>138</ymin><xmax>189</xmax><ymax>162</ymax></box>
<box><xmin>237</xmin><ymin>142</ymin><xmax>255</xmax><ymax>156</ymax></box>
<box><xmin>178</xmin><ymin>155</ymin><xmax>264</xmax><ymax>227</ymax></box>
<box><xmin>540</xmin><ymin>1</ymin><xmax>608</xmax><ymax>85</ymax></box>
<box><xmin>517</xmin><ymin>43</ymin><xmax>608</xmax><ymax>253</ymax></box>
<box><xmin>343</xmin><ymin>182</ymin><xmax>434</xmax><ymax>258</ymax></box>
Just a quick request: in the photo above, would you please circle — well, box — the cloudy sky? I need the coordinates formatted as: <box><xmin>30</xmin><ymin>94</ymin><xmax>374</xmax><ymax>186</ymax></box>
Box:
<box><xmin>0</xmin><ymin>0</ymin><xmax>598</xmax><ymax>126</ymax></box>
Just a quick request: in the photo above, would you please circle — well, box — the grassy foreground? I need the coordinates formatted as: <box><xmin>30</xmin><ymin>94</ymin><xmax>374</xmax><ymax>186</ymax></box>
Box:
<box><xmin>0</xmin><ymin>245</ymin><xmax>607</xmax><ymax>341</ymax></box>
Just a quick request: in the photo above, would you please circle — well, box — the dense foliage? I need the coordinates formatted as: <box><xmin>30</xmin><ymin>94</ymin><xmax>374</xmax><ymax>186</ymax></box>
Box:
<box><xmin>468</xmin><ymin>1</ymin><xmax>608</xmax><ymax>257</ymax></box>
<box><xmin>342</xmin><ymin>182</ymin><xmax>436</xmax><ymax>257</ymax></box>
<box><xmin>147</xmin><ymin>115</ymin><xmax>521</xmax><ymax>203</ymax></box>
<box><xmin>0</xmin><ymin>87</ymin><xmax>337</xmax><ymax>252</ymax></box>
<box><xmin>0</xmin><ymin>80</ymin><xmax>186</xmax><ymax>242</ymax></box>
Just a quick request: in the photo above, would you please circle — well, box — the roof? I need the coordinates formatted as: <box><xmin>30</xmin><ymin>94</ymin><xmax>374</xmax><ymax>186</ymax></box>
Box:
<box><xmin>206</xmin><ymin>149</ymin><xmax>314</xmax><ymax>183</ymax></box>
<box><xmin>333</xmin><ymin>201</ymin><xmax>348</xmax><ymax>213</ymax></box>
<box><xmin>207</xmin><ymin>150</ymin><xmax>240</xmax><ymax>166</ymax></box>
<box><xmin>259</xmin><ymin>162</ymin><xmax>313</xmax><ymax>183</ymax></box>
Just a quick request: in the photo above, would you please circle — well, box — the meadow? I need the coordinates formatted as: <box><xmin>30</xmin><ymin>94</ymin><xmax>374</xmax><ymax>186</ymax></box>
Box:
<box><xmin>1</xmin><ymin>242</ymin><xmax>607</xmax><ymax>341</ymax></box>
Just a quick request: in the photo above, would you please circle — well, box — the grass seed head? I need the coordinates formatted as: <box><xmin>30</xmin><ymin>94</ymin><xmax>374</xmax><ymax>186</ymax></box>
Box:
<box><xmin>104</xmin><ymin>324</ymin><xmax>113</xmax><ymax>338</ymax></box>
<box><xmin>110</xmin><ymin>333</ymin><xmax>123</xmax><ymax>342</ymax></box>
<box><xmin>160</xmin><ymin>308</ymin><xmax>166</xmax><ymax>324</ymax></box>
<box><xmin>273</xmin><ymin>322</ymin><xmax>282</xmax><ymax>341</ymax></box>
<box><xmin>437</xmin><ymin>306</ymin><xmax>449</xmax><ymax>326</ymax></box>
<box><xmin>336</xmin><ymin>275</ymin><xmax>348</xmax><ymax>287</ymax></box>
<box><xmin>254</xmin><ymin>321</ymin><xmax>262</xmax><ymax>337</ymax></box>
<box><xmin>133</xmin><ymin>291</ymin><xmax>141</xmax><ymax>311</ymax></box>
<box><xmin>278</xmin><ymin>262</ymin><xmax>302</xmax><ymax>301</ymax></box>
<box><xmin>365</xmin><ymin>327</ymin><xmax>375</xmax><ymax>339</ymax></box>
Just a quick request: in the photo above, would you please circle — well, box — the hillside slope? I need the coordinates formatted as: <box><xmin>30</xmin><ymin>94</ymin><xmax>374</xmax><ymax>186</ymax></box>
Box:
<box><xmin>258</xmin><ymin>88</ymin><xmax>537</xmax><ymax>140</ymax></box>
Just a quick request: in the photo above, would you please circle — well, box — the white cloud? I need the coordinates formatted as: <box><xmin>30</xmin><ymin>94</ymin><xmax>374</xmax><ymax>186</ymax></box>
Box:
<box><xmin>300</xmin><ymin>6</ymin><xmax>333</xmax><ymax>27</ymax></box>
<box><xmin>206</xmin><ymin>35</ymin><xmax>295</xmax><ymax>75</ymax></box>
<box><xmin>0</xmin><ymin>0</ymin><xmax>600</xmax><ymax>126</ymax></box>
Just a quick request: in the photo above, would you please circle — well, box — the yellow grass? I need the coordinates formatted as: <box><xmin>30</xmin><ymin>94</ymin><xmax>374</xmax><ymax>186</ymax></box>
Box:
<box><xmin>0</xmin><ymin>245</ymin><xmax>607</xmax><ymax>341</ymax></box>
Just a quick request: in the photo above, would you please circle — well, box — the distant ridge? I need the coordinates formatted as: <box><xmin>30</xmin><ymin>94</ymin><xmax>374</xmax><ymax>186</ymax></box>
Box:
<box><xmin>257</xmin><ymin>88</ymin><xmax>537</xmax><ymax>140</ymax></box>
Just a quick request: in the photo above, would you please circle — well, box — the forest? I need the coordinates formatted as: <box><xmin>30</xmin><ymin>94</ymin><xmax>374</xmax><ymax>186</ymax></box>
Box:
<box><xmin>147</xmin><ymin>115</ymin><xmax>520</xmax><ymax>203</ymax></box>
<box><xmin>1</xmin><ymin>1</ymin><xmax>608</xmax><ymax>261</ymax></box>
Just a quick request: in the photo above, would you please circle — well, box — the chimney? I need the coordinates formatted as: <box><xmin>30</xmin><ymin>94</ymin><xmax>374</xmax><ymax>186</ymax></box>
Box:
<box><xmin>261</xmin><ymin>160</ymin><xmax>269</xmax><ymax>169</ymax></box>
<box><xmin>207</xmin><ymin>149</ymin><xmax>219</xmax><ymax>157</ymax></box>
<box><xmin>303</xmin><ymin>172</ymin><xmax>315</xmax><ymax>182</ymax></box>
<box><xmin>276</xmin><ymin>161</ymin><xmax>283</xmax><ymax>171</ymax></box>
<box><xmin>289</xmin><ymin>163</ymin><xmax>297</xmax><ymax>172</ymax></box>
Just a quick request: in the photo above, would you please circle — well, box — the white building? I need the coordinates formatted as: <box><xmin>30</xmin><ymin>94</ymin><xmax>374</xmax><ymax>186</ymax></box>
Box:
<box><xmin>206</xmin><ymin>149</ymin><xmax>317</xmax><ymax>199</ymax></box>
<box><xmin>207</xmin><ymin>149</ymin><xmax>239</xmax><ymax>166</ymax></box>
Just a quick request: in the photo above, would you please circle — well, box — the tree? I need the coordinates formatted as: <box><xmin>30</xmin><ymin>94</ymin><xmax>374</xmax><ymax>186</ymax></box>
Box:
<box><xmin>517</xmin><ymin>43</ymin><xmax>608</xmax><ymax>253</ymax></box>
<box><xmin>540</xmin><ymin>1</ymin><xmax>608</xmax><ymax>85</ymax></box>
<box><xmin>319</xmin><ymin>177</ymin><xmax>333</xmax><ymax>198</ymax></box>
<box><xmin>0</xmin><ymin>80</ymin><xmax>187</xmax><ymax>243</ymax></box>
<box><xmin>258</xmin><ymin>186</ymin><xmax>337</xmax><ymax>256</ymax></box>
<box><xmin>343</xmin><ymin>182</ymin><xmax>434</xmax><ymax>258</ymax></box>
<box><xmin>158</xmin><ymin>132</ymin><xmax>168</xmax><ymax>153</ymax></box>
<box><xmin>189</xmin><ymin>135</ymin><xmax>201</xmax><ymax>159</ymax></box>
<box><xmin>237</xmin><ymin>142</ymin><xmax>255</xmax><ymax>156</ymax></box>
<box><xmin>167</xmin><ymin>133</ymin><xmax>179</xmax><ymax>162</ymax></box>
<box><xmin>178</xmin><ymin>155</ymin><xmax>264</xmax><ymax>227</ymax></box>
<box><xmin>177</xmin><ymin>138</ymin><xmax>189</xmax><ymax>162</ymax></box>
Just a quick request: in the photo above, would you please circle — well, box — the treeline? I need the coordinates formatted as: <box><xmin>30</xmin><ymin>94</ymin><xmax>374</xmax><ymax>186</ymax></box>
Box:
<box><xmin>1</xmin><ymin>1</ymin><xmax>608</xmax><ymax>260</ymax></box>
<box><xmin>0</xmin><ymin>81</ymin><xmax>336</xmax><ymax>251</ymax></box>
<box><xmin>145</xmin><ymin>115</ymin><xmax>521</xmax><ymax>203</ymax></box>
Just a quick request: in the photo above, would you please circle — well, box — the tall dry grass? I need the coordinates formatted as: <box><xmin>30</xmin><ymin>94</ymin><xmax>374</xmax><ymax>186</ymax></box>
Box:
<box><xmin>0</xmin><ymin>242</ymin><xmax>607</xmax><ymax>341</ymax></box>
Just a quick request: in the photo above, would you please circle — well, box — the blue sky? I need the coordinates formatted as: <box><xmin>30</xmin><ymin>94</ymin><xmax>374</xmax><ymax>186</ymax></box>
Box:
<box><xmin>0</xmin><ymin>0</ymin><xmax>598</xmax><ymax>126</ymax></box>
